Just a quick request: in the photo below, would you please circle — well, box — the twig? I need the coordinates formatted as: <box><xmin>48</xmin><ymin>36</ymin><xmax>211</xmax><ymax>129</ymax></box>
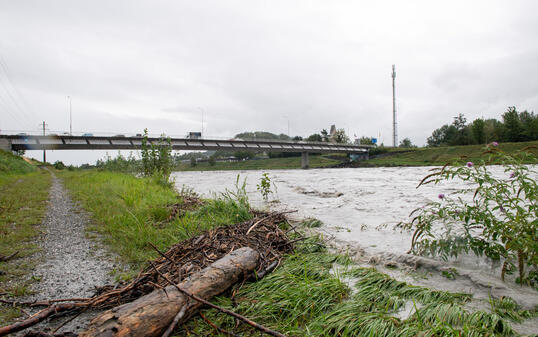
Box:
<box><xmin>199</xmin><ymin>312</ymin><xmax>242</xmax><ymax>337</ymax></box>
<box><xmin>0</xmin><ymin>251</ymin><xmax>19</xmax><ymax>262</ymax></box>
<box><xmin>148</xmin><ymin>242</ymin><xmax>175</xmax><ymax>264</ymax></box>
<box><xmin>161</xmin><ymin>302</ymin><xmax>190</xmax><ymax>337</ymax></box>
<box><xmin>0</xmin><ymin>303</ymin><xmax>83</xmax><ymax>336</ymax></box>
<box><xmin>246</xmin><ymin>217</ymin><xmax>268</xmax><ymax>235</ymax></box>
<box><xmin>256</xmin><ymin>260</ymin><xmax>279</xmax><ymax>280</ymax></box>
<box><xmin>0</xmin><ymin>298</ymin><xmax>90</xmax><ymax>308</ymax></box>
<box><xmin>149</xmin><ymin>263</ymin><xmax>288</xmax><ymax>337</ymax></box>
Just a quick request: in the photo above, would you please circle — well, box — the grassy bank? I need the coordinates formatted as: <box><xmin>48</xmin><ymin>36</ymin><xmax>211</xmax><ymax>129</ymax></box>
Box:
<box><xmin>363</xmin><ymin>141</ymin><xmax>538</xmax><ymax>167</ymax></box>
<box><xmin>56</xmin><ymin>169</ymin><xmax>535</xmax><ymax>336</ymax></box>
<box><xmin>175</xmin><ymin>154</ymin><xmax>340</xmax><ymax>171</ymax></box>
<box><xmin>0</xmin><ymin>151</ymin><xmax>51</xmax><ymax>324</ymax></box>
<box><xmin>0</xmin><ymin>150</ymin><xmax>37</xmax><ymax>174</ymax></box>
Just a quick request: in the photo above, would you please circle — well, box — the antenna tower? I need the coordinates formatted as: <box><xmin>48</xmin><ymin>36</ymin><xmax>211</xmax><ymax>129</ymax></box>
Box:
<box><xmin>392</xmin><ymin>65</ymin><xmax>397</xmax><ymax>147</ymax></box>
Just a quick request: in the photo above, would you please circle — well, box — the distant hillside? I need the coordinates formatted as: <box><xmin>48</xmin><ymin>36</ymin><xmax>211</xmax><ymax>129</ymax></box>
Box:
<box><xmin>361</xmin><ymin>141</ymin><xmax>538</xmax><ymax>167</ymax></box>
<box><xmin>0</xmin><ymin>150</ymin><xmax>37</xmax><ymax>174</ymax></box>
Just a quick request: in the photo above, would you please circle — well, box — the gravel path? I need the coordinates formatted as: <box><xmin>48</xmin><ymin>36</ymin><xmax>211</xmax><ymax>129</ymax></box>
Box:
<box><xmin>23</xmin><ymin>171</ymin><xmax>117</xmax><ymax>334</ymax></box>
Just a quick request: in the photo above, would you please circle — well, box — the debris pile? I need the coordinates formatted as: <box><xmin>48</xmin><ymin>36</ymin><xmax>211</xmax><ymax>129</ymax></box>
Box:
<box><xmin>0</xmin><ymin>211</ymin><xmax>294</xmax><ymax>336</ymax></box>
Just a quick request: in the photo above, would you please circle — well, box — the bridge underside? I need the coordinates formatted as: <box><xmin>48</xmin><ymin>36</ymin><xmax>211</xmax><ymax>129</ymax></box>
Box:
<box><xmin>1</xmin><ymin>135</ymin><xmax>371</xmax><ymax>169</ymax></box>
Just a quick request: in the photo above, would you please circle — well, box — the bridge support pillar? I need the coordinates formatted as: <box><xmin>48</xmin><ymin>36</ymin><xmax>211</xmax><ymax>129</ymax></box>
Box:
<box><xmin>301</xmin><ymin>152</ymin><xmax>309</xmax><ymax>169</ymax></box>
<box><xmin>0</xmin><ymin>138</ymin><xmax>11</xmax><ymax>152</ymax></box>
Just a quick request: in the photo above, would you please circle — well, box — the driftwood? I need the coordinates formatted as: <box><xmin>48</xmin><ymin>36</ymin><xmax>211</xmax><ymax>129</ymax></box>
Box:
<box><xmin>80</xmin><ymin>247</ymin><xmax>259</xmax><ymax>337</ymax></box>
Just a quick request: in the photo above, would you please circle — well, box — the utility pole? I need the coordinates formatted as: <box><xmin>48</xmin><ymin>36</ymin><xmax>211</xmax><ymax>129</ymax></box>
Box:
<box><xmin>67</xmin><ymin>96</ymin><xmax>72</xmax><ymax>135</ymax></box>
<box><xmin>392</xmin><ymin>65</ymin><xmax>398</xmax><ymax>147</ymax></box>
<box><xmin>41</xmin><ymin>121</ymin><xmax>48</xmax><ymax>163</ymax></box>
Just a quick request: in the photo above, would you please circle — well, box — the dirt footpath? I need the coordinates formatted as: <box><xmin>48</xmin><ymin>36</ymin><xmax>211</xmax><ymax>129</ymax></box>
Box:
<box><xmin>23</xmin><ymin>171</ymin><xmax>117</xmax><ymax>333</ymax></box>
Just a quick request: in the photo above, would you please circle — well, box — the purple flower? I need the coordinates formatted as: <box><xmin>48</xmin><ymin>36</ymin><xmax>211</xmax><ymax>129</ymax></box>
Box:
<box><xmin>438</xmin><ymin>193</ymin><xmax>445</xmax><ymax>199</ymax></box>
<box><xmin>510</xmin><ymin>172</ymin><xmax>515</xmax><ymax>178</ymax></box>
<box><xmin>499</xmin><ymin>205</ymin><xmax>505</xmax><ymax>213</ymax></box>
<box><xmin>491</xmin><ymin>141</ymin><xmax>499</xmax><ymax>146</ymax></box>
<box><xmin>466</xmin><ymin>162</ymin><xmax>473</xmax><ymax>168</ymax></box>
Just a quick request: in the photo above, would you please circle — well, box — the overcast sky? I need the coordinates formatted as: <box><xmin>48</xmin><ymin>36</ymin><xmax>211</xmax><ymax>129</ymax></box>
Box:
<box><xmin>1</xmin><ymin>1</ymin><xmax>537</xmax><ymax>164</ymax></box>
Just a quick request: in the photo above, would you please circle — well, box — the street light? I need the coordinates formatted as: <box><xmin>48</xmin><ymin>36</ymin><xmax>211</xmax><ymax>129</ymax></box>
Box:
<box><xmin>197</xmin><ymin>107</ymin><xmax>204</xmax><ymax>138</ymax></box>
<box><xmin>67</xmin><ymin>96</ymin><xmax>72</xmax><ymax>135</ymax></box>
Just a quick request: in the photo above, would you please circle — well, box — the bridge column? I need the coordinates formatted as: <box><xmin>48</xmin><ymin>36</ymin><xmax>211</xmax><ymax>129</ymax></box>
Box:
<box><xmin>301</xmin><ymin>152</ymin><xmax>309</xmax><ymax>169</ymax></box>
<box><xmin>0</xmin><ymin>138</ymin><xmax>11</xmax><ymax>152</ymax></box>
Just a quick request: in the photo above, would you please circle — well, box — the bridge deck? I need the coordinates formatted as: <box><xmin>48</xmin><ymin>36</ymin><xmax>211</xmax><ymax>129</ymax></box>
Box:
<box><xmin>1</xmin><ymin>135</ymin><xmax>371</xmax><ymax>154</ymax></box>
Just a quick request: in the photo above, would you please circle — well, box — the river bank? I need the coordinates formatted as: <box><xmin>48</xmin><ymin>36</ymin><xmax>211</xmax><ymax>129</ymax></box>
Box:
<box><xmin>170</xmin><ymin>141</ymin><xmax>538</xmax><ymax>172</ymax></box>
<box><xmin>1</xmin><ymin>155</ymin><xmax>537</xmax><ymax>335</ymax></box>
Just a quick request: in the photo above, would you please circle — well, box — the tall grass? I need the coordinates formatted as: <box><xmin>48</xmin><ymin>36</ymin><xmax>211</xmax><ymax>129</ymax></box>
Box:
<box><xmin>0</xmin><ymin>150</ymin><xmax>36</xmax><ymax>174</ymax></box>
<box><xmin>0</xmin><ymin>170</ymin><xmax>51</xmax><ymax>324</ymax></box>
<box><xmin>59</xmin><ymin>170</ymin><xmax>252</xmax><ymax>269</ymax></box>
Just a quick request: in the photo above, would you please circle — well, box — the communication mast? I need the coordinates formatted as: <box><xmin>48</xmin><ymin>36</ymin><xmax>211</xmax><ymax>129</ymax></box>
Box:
<box><xmin>392</xmin><ymin>65</ymin><xmax>397</xmax><ymax>147</ymax></box>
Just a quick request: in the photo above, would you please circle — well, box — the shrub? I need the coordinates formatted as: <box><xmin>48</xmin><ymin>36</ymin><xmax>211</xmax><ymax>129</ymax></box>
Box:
<box><xmin>401</xmin><ymin>144</ymin><xmax>537</xmax><ymax>285</ymax></box>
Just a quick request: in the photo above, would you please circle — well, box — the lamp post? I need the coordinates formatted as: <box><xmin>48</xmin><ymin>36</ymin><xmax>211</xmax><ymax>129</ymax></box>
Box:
<box><xmin>197</xmin><ymin>107</ymin><xmax>204</xmax><ymax>138</ymax></box>
<box><xmin>67</xmin><ymin>96</ymin><xmax>72</xmax><ymax>135</ymax></box>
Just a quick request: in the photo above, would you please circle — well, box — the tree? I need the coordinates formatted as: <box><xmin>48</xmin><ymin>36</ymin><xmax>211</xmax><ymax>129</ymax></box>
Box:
<box><xmin>519</xmin><ymin>110</ymin><xmax>538</xmax><ymax>141</ymax></box>
<box><xmin>233</xmin><ymin>151</ymin><xmax>255</xmax><ymax>160</ymax></box>
<box><xmin>320</xmin><ymin>129</ymin><xmax>329</xmax><ymax>142</ymax></box>
<box><xmin>427</xmin><ymin>125</ymin><xmax>448</xmax><ymax>147</ymax></box>
<box><xmin>190</xmin><ymin>157</ymin><xmax>197</xmax><ymax>167</ymax></box>
<box><xmin>471</xmin><ymin>118</ymin><xmax>486</xmax><ymax>144</ymax></box>
<box><xmin>399</xmin><ymin>138</ymin><xmax>415</xmax><ymax>148</ymax></box>
<box><xmin>358</xmin><ymin>136</ymin><xmax>374</xmax><ymax>145</ymax></box>
<box><xmin>306</xmin><ymin>133</ymin><xmax>322</xmax><ymax>142</ymax></box>
<box><xmin>333</xmin><ymin>129</ymin><xmax>350</xmax><ymax>143</ymax></box>
<box><xmin>502</xmin><ymin>107</ymin><xmax>524</xmax><ymax>142</ymax></box>
<box><xmin>208</xmin><ymin>155</ymin><xmax>216</xmax><ymax>166</ymax></box>
<box><xmin>451</xmin><ymin>113</ymin><xmax>472</xmax><ymax>145</ymax></box>
<box><xmin>484</xmin><ymin>119</ymin><xmax>503</xmax><ymax>144</ymax></box>
<box><xmin>141</xmin><ymin>128</ymin><xmax>172</xmax><ymax>184</ymax></box>
<box><xmin>292</xmin><ymin>136</ymin><xmax>303</xmax><ymax>141</ymax></box>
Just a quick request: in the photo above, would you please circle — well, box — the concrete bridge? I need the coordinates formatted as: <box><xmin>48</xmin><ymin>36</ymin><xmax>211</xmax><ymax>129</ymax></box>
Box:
<box><xmin>0</xmin><ymin>134</ymin><xmax>372</xmax><ymax>169</ymax></box>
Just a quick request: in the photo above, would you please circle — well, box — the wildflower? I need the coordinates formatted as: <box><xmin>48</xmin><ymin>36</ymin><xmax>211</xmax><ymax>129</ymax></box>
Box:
<box><xmin>499</xmin><ymin>205</ymin><xmax>505</xmax><ymax>213</ymax></box>
<box><xmin>510</xmin><ymin>172</ymin><xmax>515</xmax><ymax>178</ymax></box>
<box><xmin>466</xmin><ymin>162</ymin><xmax>473</xmax><ymax>168</ymax></box>
<box><xmin>491</xmin><ymin>141</ymin><xmax>499</xmax><ymax>146</ymax></box>
<box><xmin>438</xmin><ymin>193</ymin><xmax>445</xmax><ymax>199</ymax></box>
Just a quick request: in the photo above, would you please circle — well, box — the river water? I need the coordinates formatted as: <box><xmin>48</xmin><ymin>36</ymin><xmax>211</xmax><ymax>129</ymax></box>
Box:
<box><xmin>173</xmin><ymin>167</ymin><xmax>476</xmax><ymax>258</ymax></box>
<box><xmin>172</xmin><ymin>166</ymin><xmax>538</xmax><ymax>330</ymax></box>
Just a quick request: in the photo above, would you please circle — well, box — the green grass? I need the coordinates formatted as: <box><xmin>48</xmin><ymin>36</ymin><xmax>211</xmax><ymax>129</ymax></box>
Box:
<box><xmin>58</xmin><ymin>170</ymin><xmax>253</xmax><ymax>270</ymax></box>
<box><xmin>0</xmin><ymin>169</ymin><xmax>51</xmax><ymax>324</ymax></box>
<box><xmin>179</xmin><ymin>237</ymin><xmax>529</xmax><ymax>337</ymax></box>
<box><xmin>175</xmin><ymin>154</ymin><xmax>340</xmax><ymax>171</ymax></box>
<box><xmin>178</xmin><ymin>239</ymin><xmax>530</xmax><ymax>337</ymax></box>
<box><xmin>14</xmin><ymin>167</ymin><xmax>532</xmax><ymax>335</ymax></box>
<box><xmin>362</xmin><ymin>141</ymin><xmax>538</xmax><ymax>167</ymax></box>
<box><xmin>0</xmin><ymin>150</ymin><xmax>37</xmax><ymax>174</ymax></box>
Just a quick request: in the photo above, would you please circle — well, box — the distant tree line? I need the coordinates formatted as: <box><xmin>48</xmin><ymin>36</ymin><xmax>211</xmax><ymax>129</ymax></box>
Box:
<box><xmin>427</xmin><ymin>107</ymin><xmax>538</xmax><ymax>147</ymax></box>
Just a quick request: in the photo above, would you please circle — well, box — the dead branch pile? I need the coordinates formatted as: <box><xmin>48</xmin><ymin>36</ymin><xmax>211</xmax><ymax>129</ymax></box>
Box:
<box><xmin>90</xmin><ymin>211</ymin><xmax>293</xmax><ymax>308</ymax></box>
<box><xmin>0</xmin><ymin>211</ymin><xmax>294</xmax><ymax>336</ymax></box>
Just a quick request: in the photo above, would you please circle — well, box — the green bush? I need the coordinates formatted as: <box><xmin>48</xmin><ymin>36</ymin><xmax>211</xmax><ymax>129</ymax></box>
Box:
<box><xmin>402</xmin><ymin>144</ymin><xmax>537</xmax><ymax>285</ymax></box>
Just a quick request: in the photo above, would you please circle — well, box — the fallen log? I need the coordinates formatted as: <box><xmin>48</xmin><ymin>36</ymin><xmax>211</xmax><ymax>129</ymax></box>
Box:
<box><xmin>81</xmin><ymin>247</ymin><xmax>259</xmax><ymax>337</ymax></box>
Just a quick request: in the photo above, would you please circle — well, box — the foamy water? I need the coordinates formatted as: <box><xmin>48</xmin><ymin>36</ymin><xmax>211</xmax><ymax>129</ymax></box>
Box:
<box><xmin>173</xmin><ymin>166</ymin><xmax>477</xmax><ymax>256</ymax></box>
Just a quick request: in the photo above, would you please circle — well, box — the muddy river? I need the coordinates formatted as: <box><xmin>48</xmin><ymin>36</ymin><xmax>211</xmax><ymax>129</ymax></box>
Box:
<box><xmin>173</xmin><ymin>166</ymin><xmax>538</xmax><ymax>333</ymax></box>
<box><xmin>173</xmin><ymin>166</ymin><xmax>489</xmax><ymax>259</ymax></box>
